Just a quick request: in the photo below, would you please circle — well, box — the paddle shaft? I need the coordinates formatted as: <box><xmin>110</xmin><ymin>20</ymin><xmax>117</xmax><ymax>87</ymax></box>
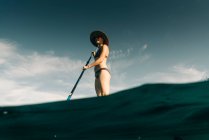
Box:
<box><xmin>69</xmin><ymin>48</ymin><xmax>98</xmax><ymax>98</ymax></box>
<box><xmin>70</xmin><ymin>56</ymin><xmax>91</xmax><ymax>94</ymax></box>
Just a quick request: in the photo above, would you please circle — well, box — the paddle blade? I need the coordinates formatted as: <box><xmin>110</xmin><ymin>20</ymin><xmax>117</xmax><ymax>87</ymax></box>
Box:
<box><xmin>67</xmin><ymin>95</ymin><xmax>71</xmax><ymax>101</ymax></box>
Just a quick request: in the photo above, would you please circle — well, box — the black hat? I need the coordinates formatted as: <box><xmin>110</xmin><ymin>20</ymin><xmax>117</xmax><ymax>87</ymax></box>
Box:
<box><xmin>90</xmin><ymin>31</ymin><xmax>109</xmax><ymax>47</ymax></box>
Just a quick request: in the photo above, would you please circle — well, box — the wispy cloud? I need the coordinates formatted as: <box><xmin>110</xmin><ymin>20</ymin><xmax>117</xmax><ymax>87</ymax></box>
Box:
<box><xmin>109</xmin><ymin>45</ymin><xmax>207</xmax><ymax>91</ymax></box>
<box><xmin>137</xmin><ymin>64</ymin><xmax>208</xmax><ymax>84</ymax></box>
<box><xmin>0</xmin><ymin>40</ymin><xmax>17</xmax><ymax>64</ymax></box>
<box><xmin>141</xmin><ymin>44</ymin><xmax>148</xmax><ymax>51</ymax></box>
<box><xmin>108</xmin><ymin>44</ymin><xmax>151</xmax><ymax>92</ymax></box>
<box><xmin>109</xmin><ymin>48</ymin><xmax>134</xmax><ymax>60</ymax></box>
<box><xmin>109</xmin><ymin>43</ymin><xmax>148</xmax><ymax>60</ymax></box>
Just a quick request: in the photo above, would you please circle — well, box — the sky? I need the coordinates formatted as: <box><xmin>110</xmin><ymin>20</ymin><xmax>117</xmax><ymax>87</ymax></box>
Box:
<box><xmin>0</xmin><ymin>0</ymin><xmax>209</xmax><ymax>106</ymax></box>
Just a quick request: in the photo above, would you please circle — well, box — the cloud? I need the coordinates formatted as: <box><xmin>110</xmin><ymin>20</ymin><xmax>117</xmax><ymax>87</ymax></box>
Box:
<box><xmin>109</xmin><ymin>48</ymin><xmax>134</xmax><ymax>60</ymax></box>
<box><xmin>137</xmin><ymin>64</ymin><xmax>208</xmax><ymax>84</ymax></box>
<box><xmin>109</xmin><ymin>43</ymin><xmax>148</xmax><ymax>60</ymax></box>
<box><xmin>172</xmin><ymin>65</ymin><xmax>207</xmax><ymax>82</ymax></box>
<box><xmin>0</xmin><ymin>78</ymin><xmax>64</xmax><ymax>106</ymax></box>
<box><xmin>108</xmin><ymin>46</ymin><xmax>151</xmax><ymax>92</ymax></box>
<box><xmin>109</xmin><ymin>42</ymin><xmax>207</xmax><ymax>87</ymax></box>
<box><xmin>142</xmin><ymin>44</ymin><xmax>148</xmax><ymax>51</ymax></box>
<box><xmin>0</xmin><ymin>40</ymin><xmax>96</xmax><ymax>106</ymax></box>
<box><xmin>0</xmin><ymin>40</ymin><xmax>17</xmax><ymax>64</ymax></box>
<box><xmin>6</xmin><ymin>52</ymin><xmax>83</xmax><ymax>78</ymax></box>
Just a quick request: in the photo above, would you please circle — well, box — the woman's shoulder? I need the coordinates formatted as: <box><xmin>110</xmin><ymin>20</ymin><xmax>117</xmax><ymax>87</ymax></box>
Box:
<box><xmin>103</xmin><ymin>44</ymin><xmax>109</xmax><ymax>48</ymax></box>
<box><xmin>102</xmin><ymin>44</ymin><xmax>109</xmax><ymax>55</ymax></box>
<box><xmin>102</xmin><ymin>44</ymin><xmax>109</xmax><ymax>50</ymax></box>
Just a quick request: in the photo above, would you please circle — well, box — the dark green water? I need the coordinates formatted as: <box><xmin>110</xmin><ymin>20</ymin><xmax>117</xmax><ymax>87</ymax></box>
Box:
<box><xmin>1</xmin><ymin>81</ymin><xmax>209</xmax><ymax>140</ymax></box>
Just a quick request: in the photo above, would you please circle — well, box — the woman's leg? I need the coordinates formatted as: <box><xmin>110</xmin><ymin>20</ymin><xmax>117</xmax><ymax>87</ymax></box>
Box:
<box><xmin>95</xmin><ymin>78</ymin><xmax>102</xmax><ymax>96</ymax></box>
<box><xmin>99</xmin><ymin>70</ymin><xmax>111</xmax><ymax>96</ymax></box>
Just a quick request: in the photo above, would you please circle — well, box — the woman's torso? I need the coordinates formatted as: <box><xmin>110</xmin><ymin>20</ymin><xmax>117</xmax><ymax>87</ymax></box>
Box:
<box><xmin>94</xmin><ymin>46</ymin><xmax>109</xmax><ymax>72</ymax></box>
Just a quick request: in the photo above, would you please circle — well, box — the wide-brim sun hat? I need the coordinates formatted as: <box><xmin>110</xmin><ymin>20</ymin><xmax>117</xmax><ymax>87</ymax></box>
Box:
<box><xmin>90</xmin><ymin>31</ymin><xmax>109</xmax><ymax>47</ymax></box>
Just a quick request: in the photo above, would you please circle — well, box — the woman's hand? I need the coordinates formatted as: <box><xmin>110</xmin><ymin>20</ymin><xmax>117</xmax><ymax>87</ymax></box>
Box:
<box><xmin>83</xmin><ymin>65</ymin><xmax>90</xmax><ymax>70</ymax></box>
<box><xmin>92</xmin><ymin>51</ymin><xmax>96</xmax><ymax>57</ymax></box>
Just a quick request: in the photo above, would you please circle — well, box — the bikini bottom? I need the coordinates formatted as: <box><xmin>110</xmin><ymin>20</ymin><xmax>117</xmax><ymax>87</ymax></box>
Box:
<box><xmin>95</xmin><ymin>68</ymin><xmax>110</xmax><ymax>79</ymax></box>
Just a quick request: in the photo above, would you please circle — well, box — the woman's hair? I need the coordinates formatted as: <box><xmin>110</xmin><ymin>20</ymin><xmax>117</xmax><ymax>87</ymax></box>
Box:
<box><xmin>96</xmin><ymin>36</ymin><xmax>109</xmax><ymax>46</ymax></box>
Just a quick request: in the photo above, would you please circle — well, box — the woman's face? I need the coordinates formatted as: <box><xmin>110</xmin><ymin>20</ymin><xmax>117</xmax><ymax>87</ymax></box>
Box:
<box><xmin>96</xmin><ymin>37</ymin><xmax>104</xmax><ymax>45</ymax></box>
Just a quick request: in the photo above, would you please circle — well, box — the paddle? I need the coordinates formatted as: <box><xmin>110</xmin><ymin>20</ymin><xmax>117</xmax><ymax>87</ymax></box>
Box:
<box><xmin>67</xmin><ymin>48</ymin><xmax>98</xmax><ymax>101</ymax></box>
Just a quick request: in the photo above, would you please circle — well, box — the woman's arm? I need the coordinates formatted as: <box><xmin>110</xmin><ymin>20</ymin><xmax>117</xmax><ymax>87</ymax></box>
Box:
<box><xmin>88</xmin><ymin>45</ymin><xmax>108</xmax><ymax>68</ymax></box>
<box><xmin>83</xmin><ymin>45</ymin><xmax>108</xmax><ymax>70</ymax></box>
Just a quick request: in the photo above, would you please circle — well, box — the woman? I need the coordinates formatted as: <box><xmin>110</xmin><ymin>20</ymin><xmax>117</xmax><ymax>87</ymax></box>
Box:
<box><xmin>83</xmin><ymin>31</ymin><xmax>111</xmax><ymax>96</ymax></box>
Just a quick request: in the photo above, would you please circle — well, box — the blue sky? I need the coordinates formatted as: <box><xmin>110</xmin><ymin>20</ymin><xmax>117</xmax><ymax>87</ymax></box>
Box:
<box><xmin>0</xmin><ymin>0</ymin><xmax>209</xmax><ymax>106</ymax></box>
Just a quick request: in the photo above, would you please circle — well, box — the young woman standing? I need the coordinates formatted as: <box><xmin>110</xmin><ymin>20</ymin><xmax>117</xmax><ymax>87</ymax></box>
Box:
<box><xmin>83</xmin><ymin>31</ymin><xmax>111</xmax><ymax>96</ymax></box>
